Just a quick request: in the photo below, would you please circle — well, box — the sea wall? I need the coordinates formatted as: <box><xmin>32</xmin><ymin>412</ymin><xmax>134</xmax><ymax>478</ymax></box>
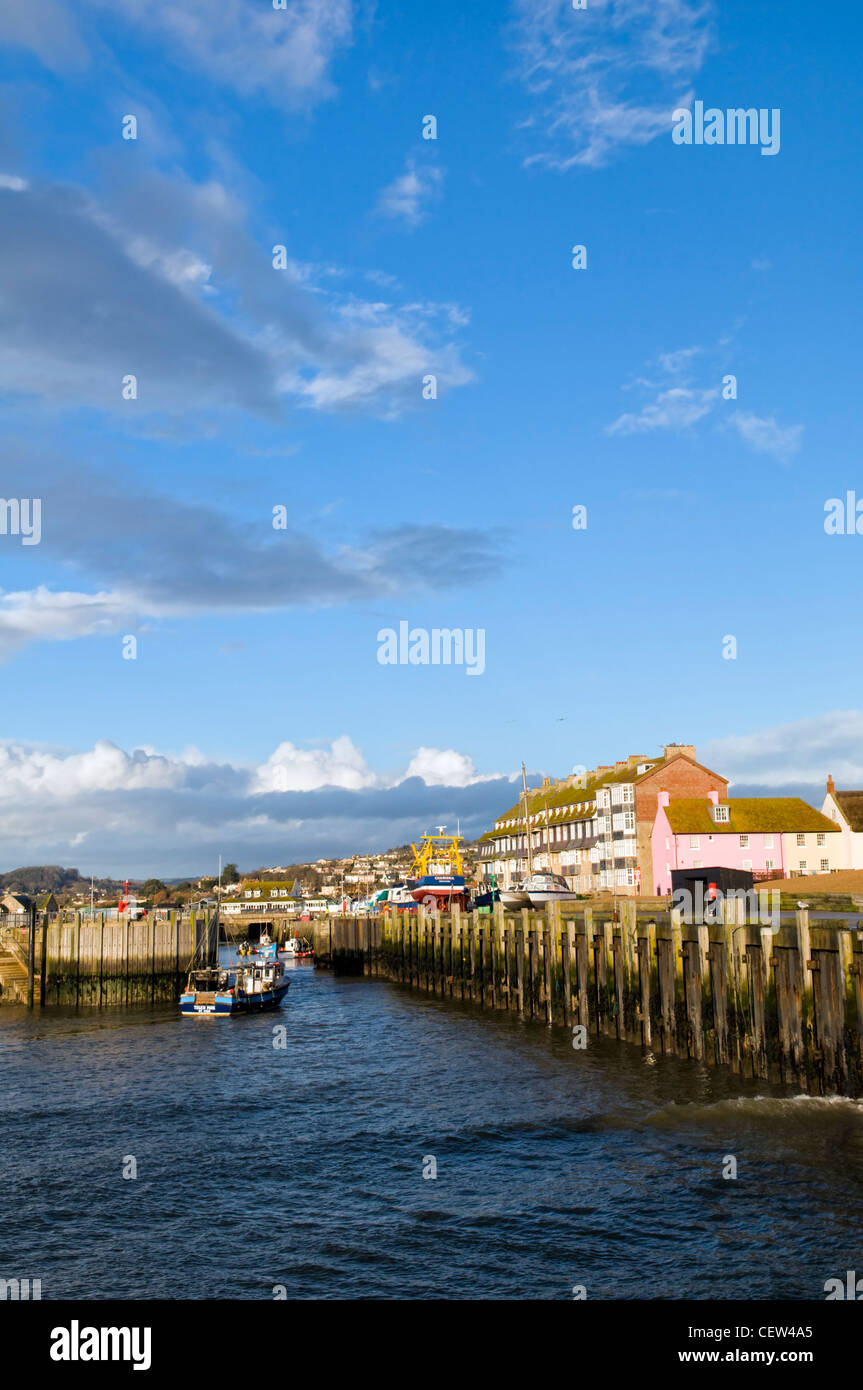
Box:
<box><xmin>312</xmin><ymin>903</ymin><xmax>863</xmax><ymax>1097</ymax></box>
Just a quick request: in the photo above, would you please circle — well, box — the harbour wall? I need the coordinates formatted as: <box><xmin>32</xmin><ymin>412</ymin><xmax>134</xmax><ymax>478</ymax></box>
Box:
<box><xmin>0</xmin><ymin>909</ymin><xmax>219</xmax><ymax>1006</ymax></box>
<box><xmin>311</xmin><ymin>902</ymin><xmax>863</xmax><ymax>1098</ymax></box>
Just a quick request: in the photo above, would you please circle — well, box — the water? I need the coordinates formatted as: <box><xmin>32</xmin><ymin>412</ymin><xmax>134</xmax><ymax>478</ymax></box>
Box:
<box><xmin>2</xmin><ymin>955</ymin><xmax>862</xmax><ymax>1300</ymax></box>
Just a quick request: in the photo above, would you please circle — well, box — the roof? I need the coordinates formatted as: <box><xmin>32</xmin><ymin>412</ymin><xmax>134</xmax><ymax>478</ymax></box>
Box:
<box><xmin>665</xmin><ymin>798</ymin><xmax>840</xmax><ymax>835</ymax></box>
<box><xmin>833</xmin><ymin>792</ymin><xmax>863</xmax><ymax>833</ymax></box>
<box><xmin>488</xmin><ymin>751</ymin><xmax>726</xmax><ymax>836</ymax></box>
<box><xmin>240</xmin><ymin>880</ymin><xmax>299</xmax><ymax>899</ymax></box>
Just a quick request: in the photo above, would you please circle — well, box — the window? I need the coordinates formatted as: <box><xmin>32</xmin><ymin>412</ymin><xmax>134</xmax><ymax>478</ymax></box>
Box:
<box><xmin>764</xmin><ymin>834</ymin><xmax>773</xmax><ymax>849</ymax></box>
<box><xmin>765</xmin><ymin>859</ymin><xmax>775</xmax><ymax>871</ymax></box>
<box><xmin>820</xmin><ymin>859</ymin><xmax>830</xmax><ymax>872</ymax></box>
<box><xmin>713</xmin><ymin>805</ymin><xmax>729</xmax><ymax>823</ymax></box>
<box><xmin>693</xmin><ymin>860</ymin><xmax>703</xmax><ymax>868</ymax></box>
<box><xmin>689</xmin><ymin>836</ymin><xmax>700</xmax><ymax>849</ymax></box>
<box><xmin>796</xmin><ymin>833</ymin><xmax>805</xmax><ymax>846</ymax></box>
<box><xmin>817</xmin><ymin>833</ymin><xmax>826</xmax><ymax>846</ymax></box>
<box><xmin>739</xmin><ymin>834</ymin><xmax>749</xmax><ymax>848</ymax></box>
<box><xmin>742</xmin><ymin>859</ymin><xmax>752</xmax><ymax>870</ymax></box>
<box><xmin>623</xmin><ymin>810</ymin><xmax>635</xmax><ymax>832</ymax></box>
<box><xmin>621</xmin><ymin>785</ymin><xmax>635</xmax><ymax>804</ymax></box>
<box><xmin>798</xmin><ymin>860</ymin><xmax>808</xmax><ymax>872</ymax></box>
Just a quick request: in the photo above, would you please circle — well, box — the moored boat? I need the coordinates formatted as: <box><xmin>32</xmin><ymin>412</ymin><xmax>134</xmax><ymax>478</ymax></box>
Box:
<box><xmin>498</xmin><ymin>884</ymin><xmax>531</xmax><ymax>908</ymax></box>
<box><xmin>523</xmin><ymin>872</ymin><xmax>580</xmax><ymax>905</ymax></box>
<box><xmin>180</xmin><ymin>953</ymin><xmax>290</xmax><ymax>1016</ymax></box>
<box><xmin>408</xmin><ymin>827</ymin><xmax>467</xmax><ymax>909</ymax></box>
<box><xmin>281</xmin><ymin>935</ymin><xmax>315</xmax><ymax>959</ymax></box>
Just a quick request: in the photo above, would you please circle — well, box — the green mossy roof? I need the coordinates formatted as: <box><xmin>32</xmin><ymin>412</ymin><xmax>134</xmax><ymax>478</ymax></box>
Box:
<box><xmin>664</xmin><ymin>798</ymin><xmax>840</xmax><ymax>835</ymax></box>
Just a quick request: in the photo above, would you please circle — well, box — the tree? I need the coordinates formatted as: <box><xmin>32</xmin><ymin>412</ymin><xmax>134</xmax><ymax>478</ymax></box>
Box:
<box><xmin>221</xmin><ymin>863</ymin><xmax>240</xmax><ymax>885</ymax></box>
<box><xmin>142</xmin><ymin>878</ymin><xmax>167</xmax><ymax>899</ymax></box>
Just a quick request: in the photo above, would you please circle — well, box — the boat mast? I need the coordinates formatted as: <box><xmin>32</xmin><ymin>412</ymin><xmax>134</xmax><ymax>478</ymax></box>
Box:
<box><xmin>521</xmin><ymin>761</ymin><xmax>533</xmax><ymax>878</ymax></box>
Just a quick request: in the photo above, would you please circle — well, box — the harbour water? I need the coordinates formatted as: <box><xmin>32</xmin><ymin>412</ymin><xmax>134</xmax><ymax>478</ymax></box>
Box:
<box><xmin>2</xmin><ymin>952</ymin><xmax>862</xmax><ymax>1300</ymax></box>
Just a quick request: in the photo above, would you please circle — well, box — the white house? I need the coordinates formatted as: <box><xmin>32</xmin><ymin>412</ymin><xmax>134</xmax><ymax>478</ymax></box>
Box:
<box><xmin>220</xmin><ymin>879</ymin><xmax>301</xmax><ymax>914</ymax></box>
<box><xmin>821</xmin><ymin>776</ymin><xmax>863</xmax><ymax>869</ymax></box>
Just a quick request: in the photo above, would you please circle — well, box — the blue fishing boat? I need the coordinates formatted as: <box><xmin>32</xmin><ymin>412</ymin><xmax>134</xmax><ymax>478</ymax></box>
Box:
<box><xmin>180</xmin><ymin>951</ymin><xmax>290</xmax><ymax>1017</ymax></box>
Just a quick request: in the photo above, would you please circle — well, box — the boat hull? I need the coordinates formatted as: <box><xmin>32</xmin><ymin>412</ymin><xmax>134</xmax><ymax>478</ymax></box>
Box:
<box><xmin>410</xmin><ymin>875</ymin><xmax>466</xmax><ymax>907</ymax></box>
<box><xmin>526</xmin><ymin>891</ymin><xmax>580</xmax><ymax>905</ymax></box>
<box><xmin>499</xmin><ymin>890</ymin><xmax>530</xmax><ymax>908</ymax></box>
<box><xmin>180</xmin><ymin>980</ymin><xmax>291</xmax><ymax>1016</ymax></box>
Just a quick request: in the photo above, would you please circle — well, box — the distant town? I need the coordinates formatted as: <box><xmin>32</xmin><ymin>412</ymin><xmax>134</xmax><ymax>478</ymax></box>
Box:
<box><xmin>3</xmin><ymin>741</ymin><xmax>863</xmax><ymax>923</ymax></box>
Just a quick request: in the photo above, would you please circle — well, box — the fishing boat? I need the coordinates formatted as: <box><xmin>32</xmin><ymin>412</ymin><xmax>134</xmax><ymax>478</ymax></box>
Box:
<box><xmin>281</xmin><ymin>935</ymin><xmax>315</xmax><ymax>959</ymax></box>
<box><xmin>180</xmin><ymin>952</ymin><xmax>290</xmax><ymax>1016</ymax></box>
<box><xmin>408</xmin><ymin>827</ymin><xmax>467</xmax><ymax>909</ymax></box>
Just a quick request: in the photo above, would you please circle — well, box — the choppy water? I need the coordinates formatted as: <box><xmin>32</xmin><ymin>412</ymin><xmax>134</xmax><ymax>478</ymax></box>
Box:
<box><xmin>2</xmin><ymin>954</ymin><xmax>862</xmax><ymax>1300</ymax></box>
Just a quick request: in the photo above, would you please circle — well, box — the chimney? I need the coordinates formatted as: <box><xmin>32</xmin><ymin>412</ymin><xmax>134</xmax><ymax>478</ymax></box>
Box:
<box><xmin>658</xmin><ymin>790</ymin><xmax>670</xmax><ymax>808</ymax></box>
<box><xmin>827</xmin><ymin>774</ymin><xmax>836</xmax><ymax>796</ymax></box>
<box><xmin>663</xmin><ymin>743</ymin><xmax>696</xmax><ymax>762</ymax></box>
<box><xmin>707</xmin><ymin>788</ymin><xmax>719</xmax><ymax>806</ymax></box>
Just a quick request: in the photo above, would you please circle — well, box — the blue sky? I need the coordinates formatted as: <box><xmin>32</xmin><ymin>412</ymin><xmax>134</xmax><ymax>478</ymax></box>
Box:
<box><xmin>1</xmin><ymin>0</ymin><xmax>861</xmax><ymax>874</ymax></box>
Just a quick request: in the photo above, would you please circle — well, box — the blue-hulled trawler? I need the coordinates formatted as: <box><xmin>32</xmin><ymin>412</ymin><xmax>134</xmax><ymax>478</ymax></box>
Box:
<box><xmin>180</xmin><ymin>940</ymin><xmax>290</xmax><ymax>1017</ymax></box>
<box><xmin>408</xmin><ymin>827</ymin><xmax>467</xmax><ymax>909</ymax></box>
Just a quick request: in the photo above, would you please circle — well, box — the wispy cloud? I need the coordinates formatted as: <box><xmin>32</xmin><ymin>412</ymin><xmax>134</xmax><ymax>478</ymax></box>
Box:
<box><xmin>607</xmin><ymin>343</ymin><xmax>803</xmax><ymax>459</ymax></box>
<box><xmin>375</xmin><ymin>160</ymin><xmax>444</xmax><ymax>227</ymax></box>
<box><xmin>728</xmin><ymin>411</ymin><xmax>803</xmax><ymax>463</ymax></box>
<box><xmin>0</xmin><ymin>454</ymin><xmax>503</xmax><ymax>659</ymax></box>
<box><xmin>512</xmin><ymin>0</ymin><xmax>714</xmax><ymax>169</ymax></box>
<box><xmin>0</xmin><ymin>170</ymin><xmax>472</xmax><ymax>421</ymax></box>
<box><xmin>0</xmin><ymin>0</ymin><xmax>354</xmax><ymax>106</ymax></box>
<box><xmin>701</xmin><ymin>711</ymin><xmax>863</xmax><ymax>787</ymax></box>
<box><xmin>607</xmin><ymin>385</ymin><xmax>717</xmax><ymax>435</ymax></box>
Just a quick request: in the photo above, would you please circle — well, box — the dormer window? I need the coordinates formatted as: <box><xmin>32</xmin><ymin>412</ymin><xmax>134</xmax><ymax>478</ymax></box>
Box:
<box><xmin>713</xmin><ymin>805</ymin><xmax>729</xmax><ymax>823</ymax></box>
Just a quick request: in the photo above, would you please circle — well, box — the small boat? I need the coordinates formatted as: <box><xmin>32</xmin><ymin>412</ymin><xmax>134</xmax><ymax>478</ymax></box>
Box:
<box><xmin>180</xmin><ymin>954</ymin><xmax>290</xmax><ymax>1016</ymax></box>
<box><xmin>523</xmin><ymin>872</ymin><xmax>580</xmax><ymax>905</ymax></box>
<box><xmin>280</xmin><ymin>935</ymin><xmax>315</xmax><ymax>959</ymax></box>
<box><xmin>499</xmin><ymin>883</ymin><xmax>530</xmax><ymax>908</ymax></box>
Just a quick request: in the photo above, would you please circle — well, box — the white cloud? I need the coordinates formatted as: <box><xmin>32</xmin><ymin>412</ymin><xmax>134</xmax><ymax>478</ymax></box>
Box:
<box><xmin>0</xmin><ymin>587</ymin><xmax>138</xmax><ymax>659</ymax></box>
<box><xmin>607</xmin><ymin>385</ymin><xmax>717</xmax><ymax>435</ymax></box>
<box><xmin>513</xmin><ymin>0</ymin><xmax>713</xmax><ymax>169</ymax></box>
<box><xmin>0</xmin><ymin>736</ymin><xmax>512</xmax><ymax>873</ymax></box>
<box><xmin>701</xmin><ymin>711</ymin><xmax>863</xmax><ymax>787</ymax></box>
<box><xmin>607</xmin><ymin>346</ymin><xmax>804</xmax><ymax>460</ymax></box>
<box><xmin>0</xmin><ymin>738</ymin><xmax>183</xmax><ymax>797</ymax></box>
<box><xmin>0</xmin><ymin>173</ymin><xmax>472</xmax><ymax>421</ymax></box>
<box><xmin>1</xmin><ymin>0</ymin><xmax>354</xmax><ymax>106</ymax></box>
<box><xmin>252</xmin><ymin>737</ymin><xmax>378</xmax><ymax>793</ymax></box>
<box><xmin>376</xmin><ymin>161</ymin><xmax>444</xmax><ymax>227</ymax></box>
<box><xmin>729</xmin><ymin>411</ymin><xmax>803</xmax><ymax>463</ymax></box>
<box><xmin>403</xmin><ymin>747</ymin><xmax>488</xmax><ymax>787</ymax></box>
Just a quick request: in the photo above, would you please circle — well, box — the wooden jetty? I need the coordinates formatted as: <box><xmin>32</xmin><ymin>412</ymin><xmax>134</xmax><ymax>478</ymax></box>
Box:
<box><xmin>0</xmin><ymin>908</ymin><xmax>219</xmax><ymax>1007</ymax></box>
<box><xmin>310</xmin><ymin>902</ymin><xmax>863</xmax><ymax>1097</ymax></box>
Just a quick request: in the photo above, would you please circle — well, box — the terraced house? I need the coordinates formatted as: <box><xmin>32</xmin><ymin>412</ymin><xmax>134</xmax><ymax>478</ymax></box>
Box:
<box><xmin>479</xmin><ymin>744</ymin><xmax>729</xmax><ymax>894</ymax></box>
<box><xmin>651</xmin><ymin>792</ymin><xmax>842</xmax><ymax>894</ymax></box>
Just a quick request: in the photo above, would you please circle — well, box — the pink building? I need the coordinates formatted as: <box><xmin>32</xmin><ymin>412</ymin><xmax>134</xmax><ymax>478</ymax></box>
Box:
<box><xmin>651</xmin><ymin>790</ymin><xmax>841</xmax><ymax>895</ymax></box>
